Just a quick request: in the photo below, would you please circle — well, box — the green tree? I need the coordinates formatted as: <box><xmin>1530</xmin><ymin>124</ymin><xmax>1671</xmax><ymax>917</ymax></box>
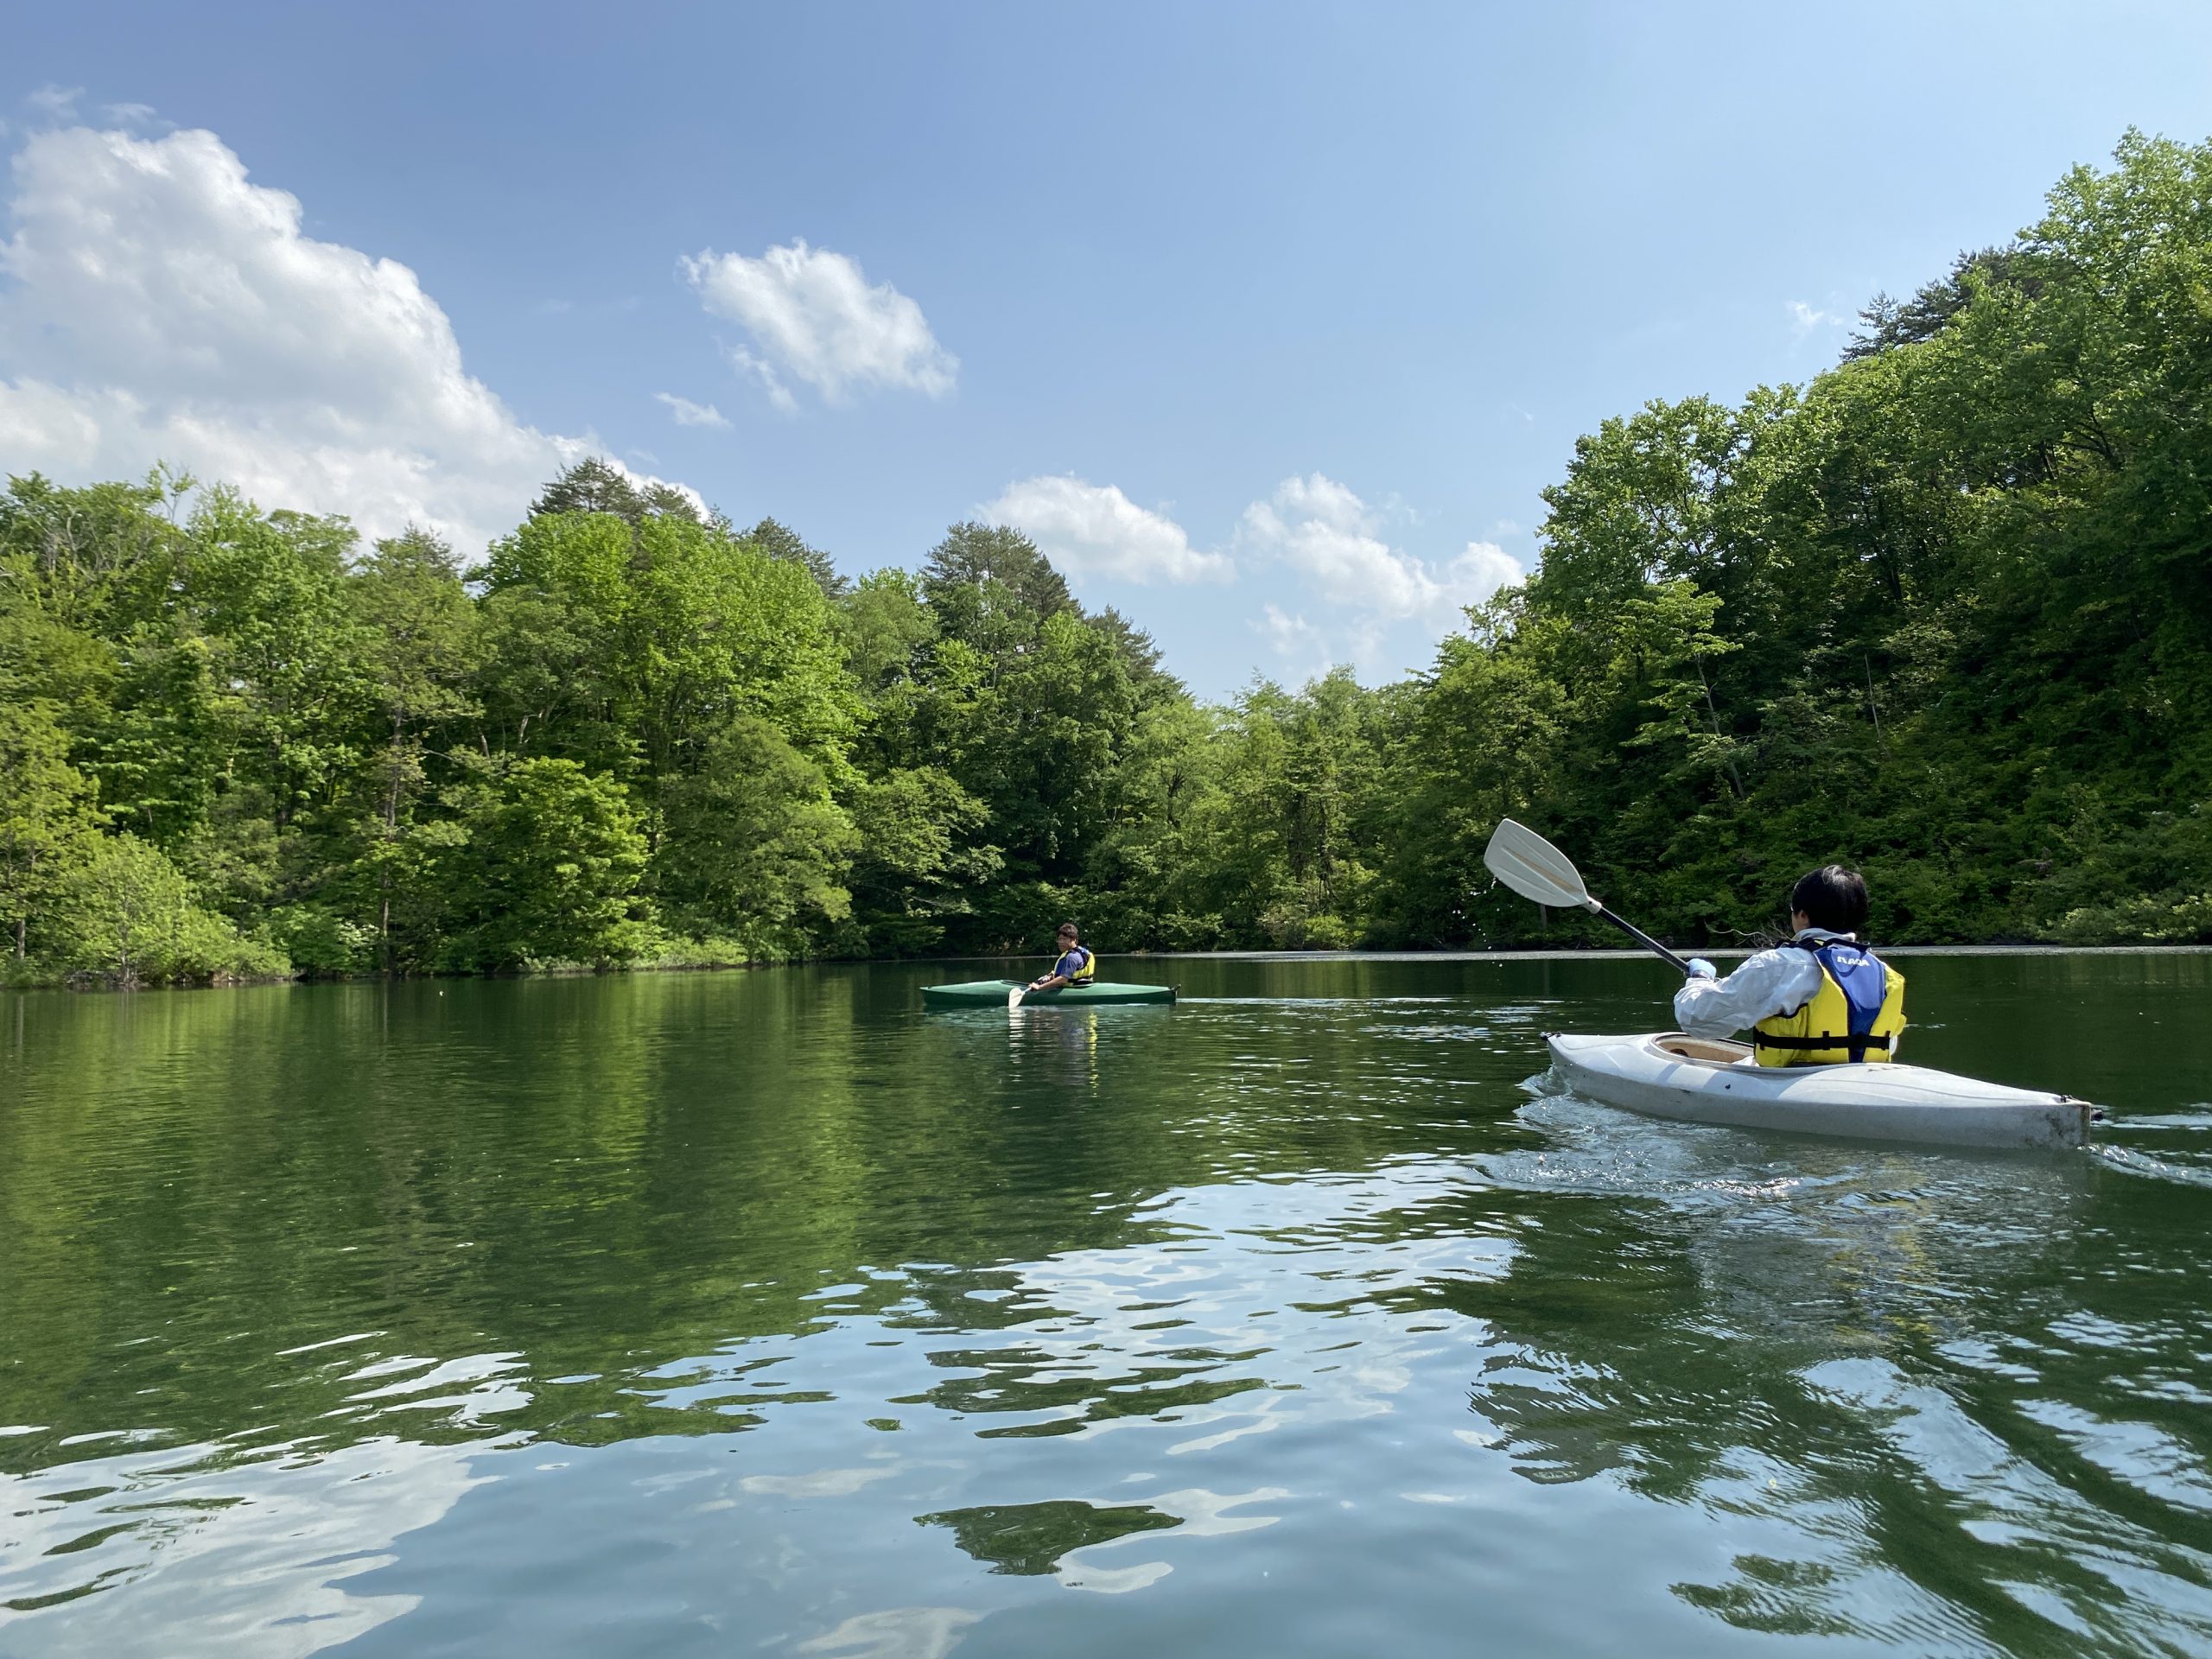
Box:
<box><xmin>921</xmin><ymin>522</ymin><xmax>1077</xmax><ymax>669</ymax></box>
<box><xmin>172</xmin><ymin>495</ymin><xmax>374</xmax><ymax>938</ymax></box>
<box><xmin>965</xmin><ymin>609</ymin><xmax>1138</xmax><ymax>884</ymax></box>
<box><xmin>846</xmin><ymin>767</ymin><xmax>1001</xmax><ymax>953</ymax></box>
<box><xmin>531</xmin><ymin>457</ymin><xmax>702</xmax><ymax>526</ymax></box>
<box><xmin>838</xmin><ymin>569</ymin><xmax>938</xmax><ymax>699</ymax></box>
<box><xmin>448</xmin><ymin>759</ymin><xmax>651</xmax><ymax>970</ymax></box>
<box><xmin>48</xmin><ymin>833</ymin><xmax>282</xmax><ymax>985</ymax></box>
<box><xmin>0</xmin><ymin>700</ymin><xmax>102</xmax><ymax>965</ymax></box>
<box><xmin>655</xmin><ymin>716</ymin><xmax>860</xmax><ymax>951</ymax></box>
<box><xmin>743</xmin><ymin>517</ymin><xmax>847</xmax><ymax>598</ymax></box>
<box><xmin>346</xmin><ymin>528</ymin><xmax>481</xmax><ymax>969</ymax></box>
<box><xmin>482</xmin><ymin>506</ymin><xmax>857</xmax><ymax>786</ymax></box>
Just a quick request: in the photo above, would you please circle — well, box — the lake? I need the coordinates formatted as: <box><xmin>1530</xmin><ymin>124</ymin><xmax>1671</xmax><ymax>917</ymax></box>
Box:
<box><xmin>5</xmin><ymin>952</ymin><xmax>2212</xmax><ymax>1656</ymax></box>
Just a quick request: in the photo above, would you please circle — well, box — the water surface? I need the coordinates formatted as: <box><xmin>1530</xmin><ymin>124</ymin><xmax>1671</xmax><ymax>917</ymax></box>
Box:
<box><xmin>4</xmin><ymin>953</ymin><xmax>2212</xmax><ymax>1656</ymax></box>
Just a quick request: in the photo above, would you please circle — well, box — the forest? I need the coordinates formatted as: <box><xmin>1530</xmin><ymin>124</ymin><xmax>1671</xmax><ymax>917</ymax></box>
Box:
<box><xmin>3</xmin><ymin>132</ymin><xmax>2209</xmax><ymax>985</ymax></box>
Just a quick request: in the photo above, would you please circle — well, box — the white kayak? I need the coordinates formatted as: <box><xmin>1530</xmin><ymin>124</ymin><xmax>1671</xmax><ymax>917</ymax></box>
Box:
<box><xmin>1546</xmin><ymin>1032</ymin><xmax>2095</xmax><ymax>1150</ymax></box>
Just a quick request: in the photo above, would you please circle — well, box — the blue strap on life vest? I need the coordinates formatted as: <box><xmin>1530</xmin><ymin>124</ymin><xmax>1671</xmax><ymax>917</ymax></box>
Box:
<box><xmin>1799</xmin><ymin>938</ymin><xmax>1886</xmax><ymax>1036</ymax></box>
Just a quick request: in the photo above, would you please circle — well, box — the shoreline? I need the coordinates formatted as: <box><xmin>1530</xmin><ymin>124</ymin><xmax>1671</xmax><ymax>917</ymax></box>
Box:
<box><xmin>9</xmin><ymin>940</ymin><xmax>2211</xmax><ymax>995</ymax></box>
<box><xmin>1120</xmin><ymin>944</ymin><xmax>2212</xmax><ymax>962</ymax></box>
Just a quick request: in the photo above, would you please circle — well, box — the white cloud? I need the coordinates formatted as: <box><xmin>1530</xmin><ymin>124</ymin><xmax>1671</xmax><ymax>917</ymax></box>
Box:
<box><xmin>25</xmin><ymin>86</ymin><xmax>82</xmax><ymax>120</ymax></box>
<box><xmin>1256</xmin><ymin>606</ymin><xmax>1318</xmax><ymax>654</ymax></box>
<box><xmin>1440</xmin><ymin>539</ymin><xmax>1523</xmax><ymax>609</ymax></box>
<box><xmin>1252</xmin><ymin>602</ymin><xmax>1338</xmax><ymax>679</ymax></box>
<box><xmin>0</xmin><ymin>124</ymin><xmax>690</xmax><ymax>555</ymax></box>
<box><xmin>1238</xmin><ymin>474</ymin><xmax>1522</xmax><ymax>625</ymax></box>
<box><xmin>1789</xmin><ymin>300</ymin><xmax>1846</xmax><ymax>331</ymax></box>
<box><xmin>728</xmin><ymin>343</ymin><xmax>798</xmax><ymax>413</ymax></box>
<box><xmin>982</xmin><ymin>475</ymin><xmax>1231</xmax><ymax>585</ymax></box>
<box><xmin>682</xmin><ymin>239</ymin><xmax>957</xmax><ymax>407</ymax></box>
<box><xmin>1237</xmin><ymin>474</ymin><xmax>1524</xmax><ymax>674</ymax></box>
<box><xmin>654</xmin><ymin>391</ymin><xmax>729</xmax><ymax>429</ymax></box>
<box><xmin>1255</xmin><ymin>604</ymin><xmax>1316</xmax><ymax>652</ymax></box>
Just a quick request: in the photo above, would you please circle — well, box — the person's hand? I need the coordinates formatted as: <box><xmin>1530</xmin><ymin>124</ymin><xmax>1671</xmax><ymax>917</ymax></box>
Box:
<box><xmin>1685</xmin><ymin>957</ymin><xmax>1716</xmax><ymax>980</ymax></box>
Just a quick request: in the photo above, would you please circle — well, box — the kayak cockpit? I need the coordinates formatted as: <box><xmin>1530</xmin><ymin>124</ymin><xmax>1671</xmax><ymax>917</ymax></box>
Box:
<box><xmin>1650</xmin><ymin>1033</ymin><xmax>1916</xmax><ymax>1073</ymax></box>
<box><xmin>1651</xmin><ymin>1033</ymin><xmax>1756</xmax><ymax>1068</ymax></box>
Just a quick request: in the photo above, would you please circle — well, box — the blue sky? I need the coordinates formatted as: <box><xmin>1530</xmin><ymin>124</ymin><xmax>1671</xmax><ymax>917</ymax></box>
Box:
<box><xmin>5</xmin><ymin>3</ymin><xmax>2210</xmax><ymax>697</ymax></box>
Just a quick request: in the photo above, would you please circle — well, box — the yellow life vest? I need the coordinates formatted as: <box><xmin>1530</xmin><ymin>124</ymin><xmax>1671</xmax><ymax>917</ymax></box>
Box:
<box><xmin>1751</xmin><ymin>938</ymin><xmax>1906</xmax><ymax>1066</ymax></box>
<box><xmin>1064</xmin><ymin>945</ymin><xmax>1096</xmax><ymax>983</ymax></box>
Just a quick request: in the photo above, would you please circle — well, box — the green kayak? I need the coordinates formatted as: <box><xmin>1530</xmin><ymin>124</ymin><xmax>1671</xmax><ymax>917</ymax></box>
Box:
<box><xmin>921</xmin><ymin>978</ymin><xmax>1176</xmax><ymax>1008</ymax></box>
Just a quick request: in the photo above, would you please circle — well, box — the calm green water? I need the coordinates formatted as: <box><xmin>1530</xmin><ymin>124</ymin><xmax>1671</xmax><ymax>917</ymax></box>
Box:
<box><xmin>5</xmin><ymin>953</ymin><xmax>2212</xmax><ymax>1657</ymax></box>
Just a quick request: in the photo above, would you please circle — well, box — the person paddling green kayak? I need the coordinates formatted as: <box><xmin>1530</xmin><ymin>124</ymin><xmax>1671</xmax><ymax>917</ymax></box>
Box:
<box><xmin>921</xmin><ymin>924</ymin><xmax>1173</xmax><ymax>1009</ymax></box>
<box><xmin>1673</xmin><ymin>865</ymin><xmax>1907</xmax><ymax>1065</ymax></box>
<box><xmin>1026</xmin><ymin>922</ymin><xmax>1097</xmax><ymax>995</ymax></box>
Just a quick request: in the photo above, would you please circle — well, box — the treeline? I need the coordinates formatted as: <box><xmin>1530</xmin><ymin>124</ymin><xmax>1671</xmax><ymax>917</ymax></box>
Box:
<box><xmin>4</xmin><ymin>133</ymin><xmax>2209</xmax><ymax>986</ymax></box>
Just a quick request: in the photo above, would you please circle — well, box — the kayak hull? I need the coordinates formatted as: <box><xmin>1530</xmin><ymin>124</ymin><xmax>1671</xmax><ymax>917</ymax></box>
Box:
<box><xmin>1546</xmin><ymin>1032</ymin><xmax>2093</xmax><ymax>1150</ymax></box>
<box><xmin>922</xmin><ymin>978</ymin><xmax>1176</xmax><ymax>1008</ymax></box>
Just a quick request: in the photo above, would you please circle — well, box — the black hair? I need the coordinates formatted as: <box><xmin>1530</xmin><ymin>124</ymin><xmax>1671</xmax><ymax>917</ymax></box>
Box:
<box><xmin>1057</xmin><ymin>921</ymin><xmax>1080</xmax><ymax>939</ymax></box>
<box><xmin>1790</xmin><ymin>866</ymin><xmax>1868</xmax><ymax>934</ymax></box>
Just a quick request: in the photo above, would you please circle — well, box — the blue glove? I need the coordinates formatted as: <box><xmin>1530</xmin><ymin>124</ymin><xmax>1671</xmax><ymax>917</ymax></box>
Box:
<box><xmin>1685</xmin><ymin>957</ymin><xmax>1716</xmax><ymax>980</ymax></box>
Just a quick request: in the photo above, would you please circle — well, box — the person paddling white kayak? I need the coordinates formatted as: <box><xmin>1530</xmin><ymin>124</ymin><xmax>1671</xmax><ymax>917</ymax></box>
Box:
<box><xmin>1674</xmin><ymin>866</ymin><xmax>1908</xmax><ymax>1065</ymax></box>
<box><xmin>1483</xmin><ymin>823</ymin><xmax>2088</xmax><ymax>1146</ymax></box>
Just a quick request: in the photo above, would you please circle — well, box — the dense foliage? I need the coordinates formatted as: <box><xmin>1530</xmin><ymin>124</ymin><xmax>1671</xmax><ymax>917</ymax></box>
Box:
<box><xmin>5</xmin><ymin>135</ymin><xmax>2209</xmax><ymax>984</ymax></box>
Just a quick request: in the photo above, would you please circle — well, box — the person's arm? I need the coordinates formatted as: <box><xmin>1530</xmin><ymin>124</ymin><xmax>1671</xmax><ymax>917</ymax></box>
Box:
<box><xmin>1673</xmin><ymin>949</ymin><xmax>1819</xmax><ymax>1037</ymax></box>
<box><xmin>1029</xmin><ymin>951</ymin><xmax>1079</xmax><ymax>991</ymax></box>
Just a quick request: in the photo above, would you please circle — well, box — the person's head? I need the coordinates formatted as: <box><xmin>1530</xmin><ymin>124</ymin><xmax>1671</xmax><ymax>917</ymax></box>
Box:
<box><xmin>1057</xmin><ymin>922</ymin><xmax>1081</xmax><ymax>948</ymax></box>
<box><xmin>1789</xmin><ymin>866</ymin><xmax>1868</xmax><ymax>935</ymax></box>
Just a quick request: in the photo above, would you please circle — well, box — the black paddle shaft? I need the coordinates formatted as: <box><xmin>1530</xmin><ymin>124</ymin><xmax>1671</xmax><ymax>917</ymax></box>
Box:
<box><xmin>1593</xmin><ymin>905</ymin><xmax>1694</xmax><ymax>974</ymax></box>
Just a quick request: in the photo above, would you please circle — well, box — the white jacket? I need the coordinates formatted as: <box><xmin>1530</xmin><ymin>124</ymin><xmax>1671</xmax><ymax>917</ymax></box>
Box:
<box><xmin>1672</xmin><ymin>929</ymin><xmax>1861</xmax><ymax>1038</ymax></box>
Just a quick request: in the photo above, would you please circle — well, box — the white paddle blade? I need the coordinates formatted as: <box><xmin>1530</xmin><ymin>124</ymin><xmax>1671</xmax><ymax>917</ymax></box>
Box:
<box><xmin>1008</xmin><ymin>984</ymin><xmax>1025</xmax><ymax>1011</ymax></box>
<box><xmin>1484</xmin><ymin>818</ymin><xmax>1594</xmax><ymax>910</ymax></box>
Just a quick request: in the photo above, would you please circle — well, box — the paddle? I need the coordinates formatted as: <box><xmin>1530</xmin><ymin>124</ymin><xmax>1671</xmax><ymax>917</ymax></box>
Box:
<box><xmin>1483</xmin><ymin>818</ymin><xmax>1694</xmax><ymax>974</ymax></box>
<box><xmin>1009</xmin><ymin>982</ymin><xmax>1025</xmax><ymax>1011</ymax></box>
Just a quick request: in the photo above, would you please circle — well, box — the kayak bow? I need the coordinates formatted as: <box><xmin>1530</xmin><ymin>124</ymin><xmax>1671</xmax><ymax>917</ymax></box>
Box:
<box><xmin>1547</xmin><ymin>1032</ymin><xmax>2094</xmax><ymax>1149</ymax></box>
